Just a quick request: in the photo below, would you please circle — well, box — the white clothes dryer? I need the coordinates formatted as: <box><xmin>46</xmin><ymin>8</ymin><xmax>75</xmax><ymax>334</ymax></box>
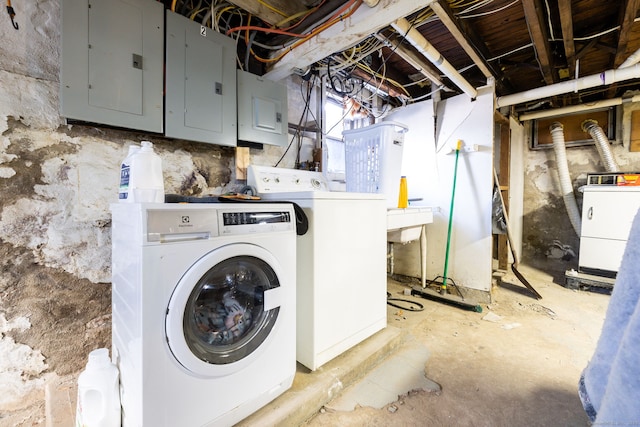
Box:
<box><xmin>247</xmin><ymin>165</ymin><xmax>387</xmax><ymax>371</ymax></box>
<box><xmin>110</xmin><ymin>203</ymin><xmax>296</xmax><ymax>427</ymax></box>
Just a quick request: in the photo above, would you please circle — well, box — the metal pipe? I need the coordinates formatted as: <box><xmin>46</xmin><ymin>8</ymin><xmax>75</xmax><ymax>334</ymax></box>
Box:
<box><xmin>373</xmin><ymin>33</ymin><xmax>446</xmax><ymax>87</ymax></box>
<box><xmin>582</xmin><ymin>119</ymin><xmax>620</xmax><ymax>173</ymax></box>
<box><xmin>391</xmin><ymin>18</ymin><xmax>478</xmax><ymax>99</ymax></box>
<box><xmin>519</xmin><ymin>98</ymin><xmax>621</xmax><ymax>121</ymax></box>
<box><xmin>496</xmin><ymin>64</ymin><xmax>640</xmax><ymax>108</ymax></box>
<box><xmin>518</xmin><ymin>95</ymin><xmax>640</xmax><ymax>121</ymax></box>
<box><xmin>549</xmin><ymin>122</ymin><xmax>582</xmax><ymax>237</ymax></box>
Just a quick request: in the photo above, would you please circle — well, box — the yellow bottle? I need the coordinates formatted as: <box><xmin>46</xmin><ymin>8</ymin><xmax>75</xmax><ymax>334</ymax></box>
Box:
<box><xmin>398</xmin><ymin>176</ymin><xmax>408</xmax><ymax>208</ymax></box>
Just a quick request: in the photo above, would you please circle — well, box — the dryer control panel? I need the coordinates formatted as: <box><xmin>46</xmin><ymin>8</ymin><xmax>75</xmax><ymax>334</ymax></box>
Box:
<box><xmin>248</xmin><ymin>165</ymin><xmax>330</xmax><ymax>193</ymax></box>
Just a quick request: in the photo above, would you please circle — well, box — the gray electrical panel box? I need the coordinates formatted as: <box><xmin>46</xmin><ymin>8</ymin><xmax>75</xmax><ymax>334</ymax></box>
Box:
<box><xmin>237</xmin><ymin>70</ymin><xmax>288</xmax><ymax>147</ymax></box>
<box><xmin>60</xmin><ymin>0</ymin><xmax>164</xmax><ymax>132</ymax></box>
<box><xmin>165</xmin><ymin>11</ymin><xmax>237</xmax><ymax>146</ymax></box>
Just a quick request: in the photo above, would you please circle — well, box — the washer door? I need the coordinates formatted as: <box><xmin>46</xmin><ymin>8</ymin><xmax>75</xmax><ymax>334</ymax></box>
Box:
<box><xmin>166</xmin><ymin>243</ymin><xmax>285</xmax><ymax>377</ymax></box>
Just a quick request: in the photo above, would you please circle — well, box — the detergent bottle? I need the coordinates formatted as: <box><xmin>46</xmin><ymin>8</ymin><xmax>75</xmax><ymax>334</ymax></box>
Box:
<box><xmin>129</xmin><ymin>141</ymin><xmax>164</xmax><ymax>203</ymax></box>
<box><xmin>118</xmin><ymin>144</ymin><xmax>140</xmax><ymax>202</ymax></box>
<box><xmin>75</xmin><ymin>348</ymin><xmax>121</xmax><ymax>427</ymax></box>
<box><xmin>398</xmin><ymin>176</ymin><xmax>408</xmax><ymax>208</ymax></box>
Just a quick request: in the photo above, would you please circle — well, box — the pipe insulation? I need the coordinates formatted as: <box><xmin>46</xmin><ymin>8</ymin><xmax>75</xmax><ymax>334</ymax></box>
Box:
<box><xmin>549</xmin><ymin>122</ymin><xmax>582</xmax><ymax>237</ymax></box>
<box><xmin>497</xmin><ymin>64</ymin><xmax>640</xmax><ymax>108</ymax></box>
<box><xmin>391</xmin><ymin>18</ymin><xmax>478</xmax><ymax>99</ymax></box>
<box><xmin>582</xmin><ymin>119</ymin><xmax>620</xmax><ymax>173</ymax></box>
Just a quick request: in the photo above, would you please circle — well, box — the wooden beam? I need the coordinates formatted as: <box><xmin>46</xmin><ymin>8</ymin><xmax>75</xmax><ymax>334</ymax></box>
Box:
<box><xmin>606</xmin><ymin>0</ymin><xmax>640</xmax><ymax>98</ymax></box>
<box><xmin>428</xmin><ymin>0</ymin><xmax>513</xmax><ymax>95</ymax></box>
<box><xmin>558</xmin><ymin>0</ymin><xmax>575</xmax><ymax>77</ymax></box>
<box><xmin>497</xmin><ymin>121</ymin><xmax>511</xmax><ymax>270</ymax></box>
<box><xmin>429</xmin><ymin>0</ymin><xmax>492</xmax><ymax>79</ymax></box>
<box><xmin>575</xmin><ymin>38</ymin><xmax>600</xmax><ymax>60</ymax></box>
<box><xmin>614</xmin><ymin>0</ymin><xmax>640</xmax><ymax>68</ymax></box>
<box><xmin>235</xmin><ymin>147</ymin><xmax>250</xmax><ymax>180</ymax></box>
<box><xmin>522</xmin><ymin>0</ymin><xmax>556</xmax><ymax>85</ymax></box>
<box><xmin>226</xmin><ymin>0</ymin><xmax>307</xmax><ymax>27</ymax></box>
<box><xmin>263</xmin><ymin>0</ymin><xmax>436</xmax><ymax>81</ymax></box>
<box><xmin>494</xmin><ymin>111</ymin><xmax>510</xmax><ymax>126</ymax></box>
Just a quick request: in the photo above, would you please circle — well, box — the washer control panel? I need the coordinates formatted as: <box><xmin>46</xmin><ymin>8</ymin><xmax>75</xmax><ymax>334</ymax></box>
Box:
<box><xmin>248</xmin><ymin>165</ymin><xmax>330</xmax><ymax>193</ymax></box>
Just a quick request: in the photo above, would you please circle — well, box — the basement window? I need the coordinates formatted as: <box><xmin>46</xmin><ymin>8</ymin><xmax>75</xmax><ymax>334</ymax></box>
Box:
<box><xmin>325</xmin><ymin>97</ymin><xmax>346</xmax><ymax>139</ymax></box>
<box><xmin>530</xmin><ymin>107</ymin><xmax>615</xmax><ymax>149</ymax></box>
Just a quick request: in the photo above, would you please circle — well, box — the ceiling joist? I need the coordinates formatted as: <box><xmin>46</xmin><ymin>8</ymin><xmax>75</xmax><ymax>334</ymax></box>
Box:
<box><xmin>263</xmin><ymin>0</ymin><xmax>436</xmax><ymax>81</ymax></box>
<box><xmin>522</xmin><ymin>0</ymin><xmax>555</xmax><ymax>85</ymax></box>
<box><xmin>558</xmin><ymin>0</ymin><xmax>575</xmax><ymax>77</ymax></box>
<box><xmin>391</xmin><ymin>17</ymin><xmax>477</xmax><ymax>98</ymax></box>
<box><xmin>614</xmin><ymin>0</ymin><xmax>640</xmax><ymax>67</ymax></box>
<box><xmin>227</xmin><ymin>0</ymin><xmax>307</xmax><ymax>27</ymax></box>
<box><xmin>429</xmin><ymin>0</ymin><xmax>492</xmax><ymax>79</ymax></box>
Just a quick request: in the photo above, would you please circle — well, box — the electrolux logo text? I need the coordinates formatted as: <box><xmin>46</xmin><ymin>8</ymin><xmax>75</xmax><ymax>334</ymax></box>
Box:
<box><xmin>179</xmin><ymin>215</ymin><xmax>193</xmax><ymax>227</ymax></box>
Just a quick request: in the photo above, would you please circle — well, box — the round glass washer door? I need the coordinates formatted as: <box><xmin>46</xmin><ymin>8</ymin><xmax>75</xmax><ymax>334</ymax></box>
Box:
<box><xmin>166</xmin><ymin>243</ymin><xmax>285</xmax><ymax>377</ymax></box>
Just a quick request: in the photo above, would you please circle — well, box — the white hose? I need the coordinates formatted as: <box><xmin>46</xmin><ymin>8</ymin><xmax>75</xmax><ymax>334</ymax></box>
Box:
<box><xmin>549</xmin><ymin>122</ymin><xmax>582</xmax><ymax>236</ymax></box>
<box><xmin>582</xmin><ymin>119</ymin><xmax>620</xmax><ymax>173</ymax></box>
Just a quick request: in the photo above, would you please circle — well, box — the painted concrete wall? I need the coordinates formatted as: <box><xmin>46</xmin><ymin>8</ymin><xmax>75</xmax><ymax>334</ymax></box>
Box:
<box><xmin>387</xmin><ymin>86</ymin><xmax>495</xmax><ymax>296</ymax></box>
<box><xmin>0</xmin><ymin>2</ymin><xmax>315</xmax><ymax>422</ymax></box>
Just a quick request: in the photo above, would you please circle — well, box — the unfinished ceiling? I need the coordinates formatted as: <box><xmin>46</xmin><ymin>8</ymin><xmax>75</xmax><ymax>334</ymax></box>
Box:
<box><xmin>171</xmin><ymin>0</ymin><xmax>640</xmax><ymax>113</ymax></box>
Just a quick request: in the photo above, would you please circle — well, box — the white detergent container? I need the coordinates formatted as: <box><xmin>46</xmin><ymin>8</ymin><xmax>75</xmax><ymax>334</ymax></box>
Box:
<box><xmin>75</xmin><ymin>348</ymin><xmax>121</xmax><ymax>427</ymax></box>
<box><xmin>129</xmin><ymin>141</ymin><xmax>164</xmax><ymax>203</ymax></box>
<box><xmin>118</xmin><ymin>144</ymin><xmax>140</xmax><ymax>203</ymax></box>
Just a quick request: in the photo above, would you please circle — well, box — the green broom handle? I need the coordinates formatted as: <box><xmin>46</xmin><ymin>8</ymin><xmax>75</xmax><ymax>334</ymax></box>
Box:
<box><xmin>442</xmin><ymin>140</ymin><xmax>462</xmax><ymax>292</ymax></box>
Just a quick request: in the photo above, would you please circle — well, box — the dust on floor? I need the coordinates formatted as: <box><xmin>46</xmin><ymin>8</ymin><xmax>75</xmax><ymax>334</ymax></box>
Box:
<box><xmin>304</xmin><ymin>264</ymin><xmax>609</xmax><ymax>427</ymax></box>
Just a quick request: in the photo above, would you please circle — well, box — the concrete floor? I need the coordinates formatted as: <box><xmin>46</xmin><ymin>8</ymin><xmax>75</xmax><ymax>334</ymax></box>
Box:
<box><xmin>302</xmin><ymin>264</ymin><xmax>610</xmax><ymax>426</ymax></box>
<box><xmin>46</xmin><ymin>263</ymin><xmax>610</xmax><ymax>426</ymax></box>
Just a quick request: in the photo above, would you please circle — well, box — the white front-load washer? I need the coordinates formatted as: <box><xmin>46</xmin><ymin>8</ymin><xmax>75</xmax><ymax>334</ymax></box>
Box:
<box><xmin>110</xmin><ymin>202</ymin><xmax>296</xmax><ymax>427</ymax></box>
<box><xmin>247</xmin><ymin>165</ymin><xmax>387</xmax><ymax>371</ymax></box>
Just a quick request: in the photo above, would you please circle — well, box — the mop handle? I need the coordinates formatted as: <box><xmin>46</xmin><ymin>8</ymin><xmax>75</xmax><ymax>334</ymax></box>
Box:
<box><xmin>442</xmin><ymin>140</ymin><xmax>463</xmax><ymax>291</ymax></box>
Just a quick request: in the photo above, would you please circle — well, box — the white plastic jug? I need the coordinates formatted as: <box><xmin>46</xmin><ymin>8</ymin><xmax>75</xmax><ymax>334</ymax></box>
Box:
<box><xmin>129</xmin><ymin>141</ymin><xmax>164</xmax><ymax>203</ymax></box>
<box><xmin>75</xmin><ymin>348</ymin><xmax>121</xmax><ymax>427</ymax></box>
<box><xmin>118</xmin><ymin>145</ymin><xmax>140</xmax><ymax>203</ymax></box>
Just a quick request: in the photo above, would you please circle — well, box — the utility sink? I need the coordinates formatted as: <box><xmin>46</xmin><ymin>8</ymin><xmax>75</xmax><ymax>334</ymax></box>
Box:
<box><xmin>387</xmin><ymin>207</ymin><xmax>433</xmax><ymax>243</ymax></box>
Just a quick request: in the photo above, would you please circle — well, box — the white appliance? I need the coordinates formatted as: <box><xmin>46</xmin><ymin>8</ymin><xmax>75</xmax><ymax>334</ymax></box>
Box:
<box><xmin>111</xmin><ymin>203</ymin><xmax>296</xmax><ymax>427</ymax></box>
<box><xmin>579</xmin><ymin>184</ymin><xmax>640</xmax><ymax>276</ymax></box>
<box><xmin>247</xmin><ymin>165</ymin><xmax>387</xmax><ymax>370</ymax></box>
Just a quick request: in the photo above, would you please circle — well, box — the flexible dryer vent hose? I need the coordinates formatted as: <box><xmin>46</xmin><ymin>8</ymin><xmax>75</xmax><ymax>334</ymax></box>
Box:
<box><xmin>582</xmin><ymin>119</ymin><xmax>620</xmax><ymax>173</ymax></box>
<box><xmin>549</xmin><ymin>122</ymin><xmax>582</xmax><ymax>237</ymax></box>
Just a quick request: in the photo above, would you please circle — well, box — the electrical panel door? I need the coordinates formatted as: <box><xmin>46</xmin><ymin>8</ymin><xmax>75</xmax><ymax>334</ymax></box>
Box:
<box><xmin>165</xmin><ymin>11</ymin><xmax>237</xmax><ymax>146</ymax></box>
<box><xmin>60</xmin><ymin>0</ymin><xmax>164</xmax><ymax>132</ymax></box>
<box><xmin>237</xmin><ymin>70</ymin><xmax>288</xmax><ymax>146</ymax></box>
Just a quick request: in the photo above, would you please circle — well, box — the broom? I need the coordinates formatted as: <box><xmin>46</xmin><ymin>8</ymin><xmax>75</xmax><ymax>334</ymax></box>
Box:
<box><xmin>411</xmin><ymin>140</ymin><xmax>482</xmax><ymax>312</ymax></box>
